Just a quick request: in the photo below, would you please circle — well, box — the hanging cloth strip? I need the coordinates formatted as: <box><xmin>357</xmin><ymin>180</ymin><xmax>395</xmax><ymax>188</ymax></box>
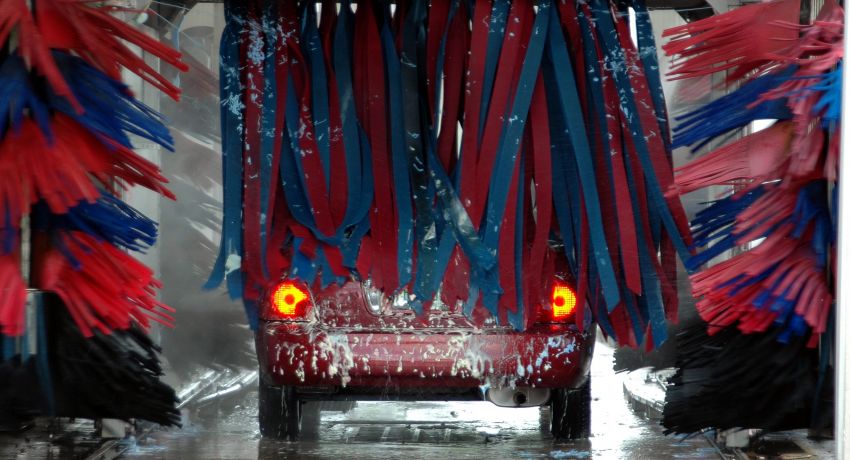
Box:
<box><xmin>545</xmin><ymin>3</ymin><xmax>621</xmax><ymax>313</ymax></box>
<box><xmin>470</xmin><ymin>0</ymin><xmax>547</xmax><ymax>324</ymax></box>
<box><xmin>206</xmin><ymin>1</ymin><xmax>246</xmax><ymax>301</ymax></box>
<box><xmin>394</xmin><ymin>1</ymin><xmax>432</xmax><ymax>306</ymax></box>
<box><xmin>431</xmin><ymin>1</ymin><xmax>468</xmax><ymax>310</ymax></box>
<box><xmin>210</xmin><ymin>0</ymin><xmax>694</xmax><ymax>346</ymax></box>
<box><xmin>330</xmin><ymin>0</ymin><xmax>373</xmax><ymax>269</ymax></box>
<box><xmin>353</xmin><ymin>0</ymin><xmax>398</xmax><ymax>292</ymax></box>
<box><xmin>573</xmin><ymin>5</ymin><xmax>642</xmax><ymax>344</ymax></box>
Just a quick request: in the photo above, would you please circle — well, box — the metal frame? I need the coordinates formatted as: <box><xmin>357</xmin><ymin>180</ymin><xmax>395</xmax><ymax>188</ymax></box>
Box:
<box><xmin>836</xmin><ymin>6</ymin><xmax>849</xmax><ymax>459</ymax></box>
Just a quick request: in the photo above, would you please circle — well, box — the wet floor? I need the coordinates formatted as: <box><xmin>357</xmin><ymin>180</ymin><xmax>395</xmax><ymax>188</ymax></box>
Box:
<box><xmin>122</xmin><ymin>343</ymin><xmax>720</xmax><ymax>460</ymax></box>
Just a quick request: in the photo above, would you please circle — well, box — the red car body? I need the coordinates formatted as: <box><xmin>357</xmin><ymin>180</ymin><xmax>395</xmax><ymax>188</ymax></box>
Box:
<box><xmin>254</xmin><ymin>247</ymin><xmax>596</xmax><ymax>441</ymax></box>
<box><xmin>255</xmin><ymin>276</ymin><xmax>594</xmax><ymax>400</ymax></box>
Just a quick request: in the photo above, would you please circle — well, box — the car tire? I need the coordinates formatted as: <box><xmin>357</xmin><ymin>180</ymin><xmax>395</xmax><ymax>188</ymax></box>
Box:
<box><xmin>549</xmin><ymin>376</ymin><xmax>591</xmax><ymax>440</ymax></box>
<box><xmin>258</xmin><ymin>381</ymin><xmax>301</xmax><ymax>440</ymax></box>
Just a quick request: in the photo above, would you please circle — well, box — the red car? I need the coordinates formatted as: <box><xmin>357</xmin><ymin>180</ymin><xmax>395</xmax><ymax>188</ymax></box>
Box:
<box><xmin>255</xmin><ymin>255</ymin><xmax>594</xmax><ymax>440</ymax></box>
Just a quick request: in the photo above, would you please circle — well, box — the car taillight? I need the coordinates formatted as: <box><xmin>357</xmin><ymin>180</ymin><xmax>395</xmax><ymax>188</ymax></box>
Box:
<box><xmin>551</xmin><ymin>284</ymin><xmax>577</xmax><ymax>320</ymax></box>
<box><xmin>266</xmin><ymin>281</ymin><xmax>312</xmax><ymax>320</ymax></box>
<box><xmin>536</xmin><ymin>282</ymin><xmax>577</xmax><ymax>324</ymax></box>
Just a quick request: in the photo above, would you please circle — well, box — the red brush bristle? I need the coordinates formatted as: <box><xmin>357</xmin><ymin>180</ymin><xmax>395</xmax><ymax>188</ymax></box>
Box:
<box><xmin>41</xmin><ymin>232</ymin><xmax>174</xmax><ymax>337</ymax></box>
<box><xmin>671</xmin><ymin>122</ymin><xmax>793</xmax><ymax>196</ymax></box>
<box><xmin>0</xmin><ymin>0</ymin><xmax>83</xmax><ymax>112</ymax></box>
<box><xmin>663</xmin><ymin>0</ymin><xmax>802</xmax><ymax>84</ymax></box>
<box><xmin>2</xmin><ymin>0</ymin><xmax>186</xmax><ymax>108</ymax></box>
<box><xmin>0</xmin><ymin>116</ymin><xmax>174</xmax><ymax>231</ymax></box>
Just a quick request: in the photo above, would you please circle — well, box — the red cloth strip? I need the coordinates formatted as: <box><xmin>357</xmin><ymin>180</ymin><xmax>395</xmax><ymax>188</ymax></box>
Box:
<box><xmin>438</xmin><ymin>14</ymin><xmax>469</xmax><ymax>306</ymax></box>
<box><xmin>661</xmin><ymin>233</ymin><xmax>679</xmax><ymax>323</ymax></box>
<box><xmin>320</xmin><ymin>0</ymin><xmax>337</xmax><ymax>55</ymax></box>
<box><xmin>458</xmin><ymin>0</ymin><xmax>492</xmax><ymax>217</ymax></box>
<box><xmin>471</xmin><ymin>0</ymin><xmax>533</xmax><ymax>228</ymax></box>
<box><xmin>353</xmin><ymin>2</ymin><xmax>398</xmax><ymax>290</ymax></box>
<box><xmin>496</xmin><ymin>141</ymin><xmax>522</xmax><ymax>324</ymax></box>
<box><xmin>527</xmin><ymin>74</ymin><xmax>553</xmax><ymax>326</ymax></box>
<box><xmin>266</xmin><ymin>7</ymin><xmax>295</xmax><ymax>281</ymax></box>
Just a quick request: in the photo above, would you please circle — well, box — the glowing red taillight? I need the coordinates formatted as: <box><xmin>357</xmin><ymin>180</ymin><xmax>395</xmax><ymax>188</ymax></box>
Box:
<box><xmin>267</xmin><ymin>281</ymin><xmax>312</xmax><ymax>320</ymax></box>
<box><xmin>551</xmin><ymin>283</ymin><xmax>577</xmax><ymax>320</ymax></box>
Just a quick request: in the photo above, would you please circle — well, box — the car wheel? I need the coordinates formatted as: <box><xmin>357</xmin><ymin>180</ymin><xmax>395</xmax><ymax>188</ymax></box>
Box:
<box><xmin>258</xmin><ymin>380</ymin><xmax>301</xmax><ymax>440</ymax></box>
<box><xmin>549</xmin><ymin>376</ymin><xmax>591</xmax><ymax>440</ymax></box>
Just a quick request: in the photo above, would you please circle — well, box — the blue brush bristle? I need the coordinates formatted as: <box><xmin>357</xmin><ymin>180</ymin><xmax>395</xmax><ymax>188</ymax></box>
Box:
<box><xmin>45</xmin><ymin>195</ymin><xmax>158</xmax><ymax>252</ymax></box>
<box><xmin>0</xmin><ymin>208</ymin><xmax>17</xmax><ymax>256</ymax></box>
<box><xmin>686</xmin><ymin>187</ymin><xmax>768</xmax><ymax>270</ymax></box>
<box><xmin>48</xmin><ymin>52</ymin><xmax>175</xmax><ymax>152</ymax></box>
<box><xmin>791</xmin><ymin>182</ymin><xmax>831</xmax><ymax>267</ymax></box>
<box><xmin>0</xmin><ymin>53</ymin><xmax>174</xmax><ymax>154</ymax></box>
<box><xmin>691</xmin><ymin>181</ymin><xmax>832</xmax><ymax>339</ymax></box>
<box><xmin>811</xmin><ymin>64</ymin><xmax>841</xmax><ymax>127</ymax></box>
<box><xmin>673</xmin><ymin>68</ymin><xmax>796</xmax><ymax>150</ymax></box>
<box><xmin>0</xmin><ymin>56</ymin><xmax>54</xmax><ymax>142</ymax></box>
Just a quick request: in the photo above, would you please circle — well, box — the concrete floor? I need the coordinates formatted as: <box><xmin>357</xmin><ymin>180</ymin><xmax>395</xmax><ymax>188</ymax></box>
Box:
<box><xmin>119</xmin><ymin>343</ymin><xmax>720</xmax><ymax>460</ymax></box>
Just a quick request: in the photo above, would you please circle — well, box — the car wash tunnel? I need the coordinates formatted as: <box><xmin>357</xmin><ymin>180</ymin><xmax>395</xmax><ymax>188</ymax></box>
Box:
<box><xmin>0</xmin><ymin>0</ymin><xmax>845</xmax><ymax>459</ymax></box>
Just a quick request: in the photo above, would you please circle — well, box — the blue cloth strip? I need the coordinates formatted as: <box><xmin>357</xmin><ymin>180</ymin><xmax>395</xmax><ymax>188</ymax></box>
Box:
<box><xmin>303</xmin><ymin>6</ymin><xmax>333</xmax><ymax>191</ymax></box>
<box><xmin>206</xmin><ymin>2</ymin><xmax>245</xmax><ymax>301</ymax></box>
<box><xmin>588</xmin><ymin>0</ymin><xmax>692</xmax><ymax>269</ymax></box>
<box><xmin>546</xmin><ymin>6</ymin><xmax>621</xmax><ymax>311</ymax></box>
<box><xmin>631</xmin><ymin>0</ymin><xmax>671</xmax><ymax>154</ymax></box>
<box><xmin>478</xmin><ymin>0</ymin><xmax>510</xmax><ymax>142</ymax></box>
<box><xmin>334</xmin><ymin>1</ymin><xmax>374</xmax><ymax>268</ymax></box>
<box><xmin>381</xmin><ymin>15</ymin><xmax>415</xmax><ymax>291</ymax></box>
<box><xmin>475</xmin><ymin>1</ymin><xmax>552</xmax><ymax>319</ymax></box>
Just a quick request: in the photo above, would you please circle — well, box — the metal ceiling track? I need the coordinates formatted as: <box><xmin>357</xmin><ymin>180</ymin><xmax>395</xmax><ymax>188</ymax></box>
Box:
<box><xmin>185</xmin><ymin>0</ymin><xmax>718</xmax><ymax>20</ymax></box>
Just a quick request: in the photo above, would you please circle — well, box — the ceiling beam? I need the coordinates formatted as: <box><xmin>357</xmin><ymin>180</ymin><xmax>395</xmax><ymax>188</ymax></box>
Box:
<box><xmin>645</xmin><ymin>0</ymin><xmax>715</xmax><ymax>20</ymax></box>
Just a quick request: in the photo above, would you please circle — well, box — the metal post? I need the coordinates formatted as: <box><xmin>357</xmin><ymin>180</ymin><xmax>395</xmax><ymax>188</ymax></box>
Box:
<box><xmin>835</xmin><ymin>6</ymin><xmax>850</xmax><ymax>459</ymax></box>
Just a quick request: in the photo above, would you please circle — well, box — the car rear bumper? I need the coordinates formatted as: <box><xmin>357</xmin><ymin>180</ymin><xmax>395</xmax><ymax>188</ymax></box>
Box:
<box><xmin>256</xmin><ymin>322</ymin><xmax>594</xmax><ymax>391</ymax></box>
